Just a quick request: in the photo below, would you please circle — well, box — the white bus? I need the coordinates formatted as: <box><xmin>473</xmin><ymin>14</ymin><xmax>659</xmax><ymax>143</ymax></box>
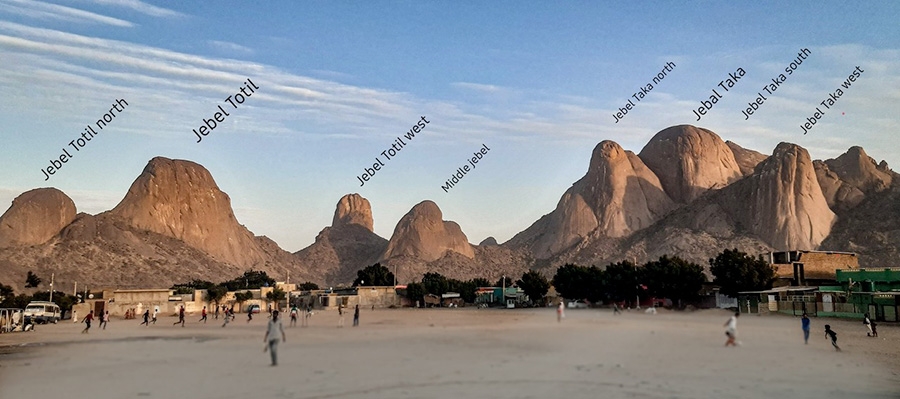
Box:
<box><xmin>24</xmin><ymin>301</ymin><xmax>61</xmax><ymax>324</ymax></box>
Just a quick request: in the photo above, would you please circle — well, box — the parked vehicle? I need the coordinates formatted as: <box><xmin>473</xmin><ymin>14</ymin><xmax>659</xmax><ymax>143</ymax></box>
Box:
<box><xmin>567</xmin><ymin>300</ymin><xmax>589</xmax><ymax>309</ymax></box>
<box><xmin>247</xmin><ymin>304</ymin><xmax>261</xmax><ymax>314</ymax></box>
<box><xmin>23</xmin><ymin>301</ymin><xmax>61</xmax><ymax>324</ymax></box>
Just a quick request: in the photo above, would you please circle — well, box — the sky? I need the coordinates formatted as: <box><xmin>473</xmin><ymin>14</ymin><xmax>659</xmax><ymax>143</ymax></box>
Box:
<box><xmin>0</xmin><ymin>1</ymin><xmax>898</xmax><ymax>252</ymax></box>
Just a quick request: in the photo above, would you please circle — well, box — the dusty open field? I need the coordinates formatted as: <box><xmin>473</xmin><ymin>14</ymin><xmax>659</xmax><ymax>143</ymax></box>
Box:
<box><xmin>1</xmin><ymin>307</ymin><xmax>898</xmax><ymax>399</ymax></box>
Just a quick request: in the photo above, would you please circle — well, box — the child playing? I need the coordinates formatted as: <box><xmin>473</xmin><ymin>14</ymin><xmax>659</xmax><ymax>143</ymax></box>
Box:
<box><xmin>824</xmin><ymin>324</ymin><xmax>841</xmax><ymax>351</ymax></box>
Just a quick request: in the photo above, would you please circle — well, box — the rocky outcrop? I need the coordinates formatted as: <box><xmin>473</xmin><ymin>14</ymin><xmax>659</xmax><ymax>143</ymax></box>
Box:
<box><xmin>507</xmin><ymin>140</ymin><xmax>674</xmax><ymax>259</ymax></box>
<box><xmin>109</xmin><ymin>157</ymin><xmax>267</xmax><ymax>266</ymax></box>
<box><xmin>294</xmin><ymin>194</ymin><xmax>388</xmax><ymax>285</ymax></box>
<box><xmin>383</xmin><ymin>200</ymin><xmax>475</xmax><ymax>262</ymax></box>
<box><xmin>719</xmin><ymin>143</ymin><xmax>836</xmax><ymax>250</ymax></box>
<box><xmin>815</xmin><ymin>146</ymin><xmax>892</xmax><ymax>210</ymax></box>
<box><xmin>0</xmin><ymin>188</ymin><xmax>76</xmax><ymax>248</ymax></box>
<box><xmin>726</xmin><ymin>140</ymin><xmax>768</xmax><ymax>176</ymax></box>
<box><xmin>638</xmin><ymin>125</ymin><xmax>743</xmax><ymax>203</ymax></box>
<box><xmin>332</xmin><ymin>193</ymin><xmax>375</xmax><ymax>231</ymax></box>
<box><xmin>479</xmin><ymin>237</ymin><xmax>499</xmax><ymax>246</ymax></box>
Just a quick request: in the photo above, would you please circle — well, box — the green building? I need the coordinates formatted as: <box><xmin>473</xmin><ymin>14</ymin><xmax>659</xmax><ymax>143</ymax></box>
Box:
<box><xmin>835</xmin><ymin>268</ymin><xmax>900</xmax><ymax>322</ymax></box>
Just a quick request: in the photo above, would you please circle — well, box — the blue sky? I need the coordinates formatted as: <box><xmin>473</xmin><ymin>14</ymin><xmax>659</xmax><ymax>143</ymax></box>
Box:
<box><xmin>1</xmin><ymin>1</ymin><xmax>898</xmax><ymax>251</ymax></box>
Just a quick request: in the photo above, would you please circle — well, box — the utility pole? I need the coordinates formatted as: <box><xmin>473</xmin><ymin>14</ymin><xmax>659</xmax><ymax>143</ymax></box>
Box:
<box><xmin>73</xmin><ymin>281</ymin><xmax>77</xmax><ymax>298</ymax></box>
<box><xmin>49</xmin><ymin>273</ymin><xmax>54</xmax><ymax>302</ymax></box>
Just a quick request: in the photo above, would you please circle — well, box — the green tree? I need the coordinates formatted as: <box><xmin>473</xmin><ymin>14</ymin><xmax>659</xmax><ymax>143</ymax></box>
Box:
<box><xmin>641</xmin><ymin>255</ymin><xmax>707</xmax><ymax>307</ymax></box>
<box><xmin>422</xmin><ymin>272</ymin><xmax>449</xmax><ymax>295</ymax></box>
<box><xmin>353</xmin><ymin>263</ymin><xmax>395</xmax><ymax>286</ymax></box>
<box><xmin>205</xmin><ymin>285</ymin><xmax>228</xmax><ymax>307</ymax></box>
<box><xmin>404</xmin><ymin>282</ymin><xmax>426</xmax><ymax>305</ymax></box>
<box><xmin>470</xmin><ymin>277</ymin><xmax>491</xmax><ymax>288</ymax></box>
<box><xmin>171</xmin><ymin>279</ymin><xmax>216</xmax><ymax>295</ymax></box>
<box><xmin>25</xmin><ymin>271</ymin><xmax>42</xmax><ymax>288</ymax></box>
<box><xmin>0</xmin><ymin>283</ymin><xmax>13</xmax><ymax>301</ymax></box>
<box><xmin>298</xmin><ymin>281</ymin><xmax>319</xmax><ymax>291</ymax></box>
<box><xmin>222</xmin><ymin>270</ymin><xmax>275</xmax><ymax>291</ymax></box>
<box><xmin>583</xmin><ymin>266</ymin><xmax>607</xmax><ymax>304</ymax></box>
<box><xmin>447</xmin><ymin>279</ymin><xmax>478</xmax><ymax>303</ymax></box>
<box><xmin>603</xmin><ymin>260</ymin><xmax>639</xmax><ymax>303</ymax></box>
<box><xmin>709</xmin><ymin>248</ymin><xmax>776</xmax><ymax>297</ymax></box>
<box><xmin>266</xmin><ymin>287</ymin><xmax>287</xmax><ymax>309</ymax></box>
<box><xmin>552</xmin><ymin>264</ymin><xmax>590</xmax><ymax>300</ymax></box>
<box><xmin>517</xmin><ymin>270</ymin><xmax>550</xmax><ymax>305</ymax></box>
<box><xmin>233</xmin><ymin>291</ymin><xmax>254</xmax><ymax>310</ymax></box>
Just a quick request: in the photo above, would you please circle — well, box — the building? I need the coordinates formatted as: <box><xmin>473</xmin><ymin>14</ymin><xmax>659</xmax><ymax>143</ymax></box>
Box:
<box><xmin>770</xmin><ymin>250</ymin><xmax>859</xmax><ymax>286</ymax></box>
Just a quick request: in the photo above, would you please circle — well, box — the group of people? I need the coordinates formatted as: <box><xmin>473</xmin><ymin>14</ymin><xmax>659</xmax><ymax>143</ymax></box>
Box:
<box><xmin>724</xmin><ymin>310</ymin><xmax>881</xmax><ymax>352</ymax></box>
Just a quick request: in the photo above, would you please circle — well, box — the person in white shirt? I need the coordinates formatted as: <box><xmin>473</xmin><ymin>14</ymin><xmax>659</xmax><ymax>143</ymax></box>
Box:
<box><xmin>264</xmin><ymin>310</ymin><xmax>286</xmax><ymax>366</ymax></box>
<box><xmin>724</xmin><ymin>312</ymin><xmax>740</xmax><ymax>347</ymax></box>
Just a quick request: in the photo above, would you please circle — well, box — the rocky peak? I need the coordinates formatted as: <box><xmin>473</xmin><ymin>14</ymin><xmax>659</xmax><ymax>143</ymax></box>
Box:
<box><xmin>109</xmin><ymin>156</ymin><xmax>265</xmax><ymax>266</ymax></box>
<box><xmin>382</xmin><ymin>200</ymin><xmax>475</xmax><ymax>261</ymax></box>
<box><xmin>638</xmin><ymin>125</ymin><xmax>743</xmax><ymax>203</ymax></box>
<box><xmin>332</xmin><ymin>193</ymin><xmax>374</xmax><ymax>231</ymax></box>
<box><xmin>0</xmin><ymin>187</ymin><xmax>76</xmax><ymax>248</ymax></box>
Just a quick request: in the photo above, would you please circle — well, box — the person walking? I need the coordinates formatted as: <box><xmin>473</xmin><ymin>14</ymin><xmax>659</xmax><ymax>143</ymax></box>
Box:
<box><xmin>152</xmin><ymin>308</ymin><xmax>158</xmax><ymax>325</ymax></box>
<box><xmin>864</xmin><ymin>313</ymin><xmax>873</xmax><ymax>336</ymax></box>
<box><xmin>613</xmin><ymin>303</ymin><xmax>621</xmax><ymax>315</ymax></box>
<box><xmin>724</xmin><ymin>312</ymin><xmax>740</xmax><ymax>347</ymax></box>
<box><xmin>173</xmin><ymin>306</ymin><xmax>185</xmax><ymax>327</ymax></box>
<box><xmin>199</xmin><ymin>306</ymin><xmax>208</xmax><ymax>323</ymax></box>
<box><xmin>302</xmin><ymin>304</ymin><xmax>311</xmax><ymax>327</ymax></box>
<box><xmin>140</xmin><ymin>309</ymin><xmax>150</xmax><ymax>326</ymax></box>
<box><xmin>72</xmin><ymin>309</ymin><xmax>77</xmax><ymax>324</ymax></box>
<box><xmin>801</xmin><ymin>313</ymin><xmax>811</xmax><ymax>344</ymax></box>
<box><xmin>247</xmin><ymin>307</ymin><xmax>254</xmax><ymax>323</ymax></box>
<box><xmin>353</xmin><ymin>304</ymin><xmax>360</xmax><ymax>327</ymax></box>
<box><xmin>871</xmin><ymin>320</ymin><xmax>878</xmax><ymax>337</ymax></box>
<box><xmin>100</xmin><ymin>311</ymin><xmax>109</xmax><ymax>330</ymax></box>
<box><xmin>81</xmin><ymin>310</ymin><xmax>94</xmax><ymax>334</ymax></box>
<box><xmin>263</xmin><ymin>310</ymin><xmax>286</xmax><ymax>366</ymax></box>
<box><xmin>222</xmin><ymin>308</ymin><xmax>232</xmax><ymax>327</ymax></box>
<box><xmin>824</xmin><ymin>324</ymin><xmax>841</xmax><ymax>351</ymax></box>
<box><xmin>214</xmin><ymin>305</ymin><xmax>220</xmax><ymax>320</ymax></box>
<box><xmin>338</xmin><ymin>303</ymin><xmax>345</xmax><ymax>328</ymax></box>
<box><xmin>557</xmin><ymin>302</ymin><xmax>565</xmax><ymax>323</ymax></box>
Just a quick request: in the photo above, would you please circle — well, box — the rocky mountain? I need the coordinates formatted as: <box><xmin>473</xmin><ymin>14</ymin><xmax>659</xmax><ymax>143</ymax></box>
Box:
<box><xmin>293</xmin><ymin>194</ymin><xmax>388</xmax><ymax>286</ymax></box>
<box><xmin>2</xmin><ymin>125</ymin><xmax>897</xmax><ymax>289</ymax></box>
<box><xmin>382</xmin><ymin>200</ymin><xmax>475</xmax><ymax>262</ymax></box>
<box><xmin>0</xmin><ymin>157</ymin><xmax>309</xmax><ymax>289</ymax></box>
<box><xmin>507</xmin><ymin>140</ymin><xmax>674</xmax><ymax>259</ymax></box>
<box><xmin>0</xmin><ymin>188</ymin><xmax>76</xmax><ymax>248</ymax></box>
<box><xmin>637</xmin><ymin>125</ymin><xmax>743</xmax><ymax>203</ymax></box>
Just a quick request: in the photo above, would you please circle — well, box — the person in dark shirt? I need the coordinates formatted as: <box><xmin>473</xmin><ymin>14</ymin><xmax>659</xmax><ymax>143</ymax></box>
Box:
<box><xmin>801</xmin><ymin>313</ymin><xmax>811</xmax><ymax>344</ymax></box>
<box><xmin>824</xmin><ymin>324</ymin><xmax>841</xmax><ymax>351</ymax></box>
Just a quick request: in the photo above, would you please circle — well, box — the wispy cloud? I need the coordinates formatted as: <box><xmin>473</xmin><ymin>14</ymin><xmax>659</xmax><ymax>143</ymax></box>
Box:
<box><xmin>86</xmin><ymin>0</ymin><xmax>183</xmax><ymax>18</ymax></box>
<box><xmin>0</xmin><ymin>0</ymin><xmax>133</xmax><ymax>27</ymax></box>
<box><xmin>452</xmin><ymin>81</ymin><xmax>507</xmax><ymax>94</ymax></box>
<box><xmin>208</xmin><ymin>40</ymin><xmax>253</xmax><ymax>55</ymax></box>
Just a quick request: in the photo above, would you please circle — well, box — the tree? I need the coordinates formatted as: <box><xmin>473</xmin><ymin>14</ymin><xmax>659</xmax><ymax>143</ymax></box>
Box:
<box><xmin>233</xmin><ymin>291</ymin><xmax>254</xmax><ymax>310</ymax></box>
<box><xmin>710</xmin><ymin>248</ymin><xmax>776</xmax><ymax>297</ymax></box>
<box><xmin>266</xmin><ymin>288</ymin><xmax>287</xmax><ymax>310</ymax></box>
<box><xmin>172</xmin><ymin>279</ymin><xmax>216</xmax><ymax>295</ymax></box>
<box><xmin>447</xmin><ymin>279</ymin><xmax>478</xmax><ymax>303</ymax></box>
<box><xmin>0</xmin><ymin>283</ymin><xmax>13</xmax><ymax>301</ymax></box>
<box><xmin>517</xmin><ymin>270</ymin><xmax>550</xmax><ymax>305</ymax></box>
<box><xmin>422</xmin><ymin>272</ymin><xmax>449</xmax><ymax>295</ymax></box>
<box><xmin>205</xmin><ymin>285</ymin><xmax>228</xmax><ymax>306</ymax></box>
<box><xmin>603</xmin><ymin>260</ymin><xmax>640</xmax><ymax>303</ymax></box>
<box><xmin>25</xmin><ymin>271</ymin><xmax>42</xmax><ymax>288</ymax></box>
<box><xmin>298</xmin><ymin>281</ymin><xmax>319</xmax><ymax>291</ymax></box>
<box><xmin>552</xmin><ymin>264</ymin><xmax>590</xmax><ymax>300</ymax></box>
<box><xmin>470</xmin><ymin>277</ymin><xmax>491</xmax><ymax>288</ymax></box>
<box><xmin>583</xmin><ymin>266</ymin><xmax>607</xmax><ymax>304</ymax></box>
<box><xmin>404</xmin><ymin>282</ymin><xmax>426</xmax><ymax>305</ymax></box>
<box><xmin>641</xmin><ymin>255</ymin><xmax>707</xmax><ymax>307</ymax></box>
<box><xmin>222</xmin><ymin>270</ymin><xmax>275</xmax><ymax>291</ymax></box>
<box><xmin>353</xmin><ymin>263</ymin><xmax>395</xmax><ymax>286</ymax></box>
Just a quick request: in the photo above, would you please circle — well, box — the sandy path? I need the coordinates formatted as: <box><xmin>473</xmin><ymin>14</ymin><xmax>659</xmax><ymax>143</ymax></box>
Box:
<box><xmin>1</xmin><ymin>308</ymin><xmax>898</xmax><ymax>398</ymax></box>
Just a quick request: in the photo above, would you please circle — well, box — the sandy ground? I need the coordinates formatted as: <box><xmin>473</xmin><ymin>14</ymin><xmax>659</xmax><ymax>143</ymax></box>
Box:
<box><xmin>0</xmin><ymin>308</ymin><xmax>898</xmax><ymax>399</ymax></box>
